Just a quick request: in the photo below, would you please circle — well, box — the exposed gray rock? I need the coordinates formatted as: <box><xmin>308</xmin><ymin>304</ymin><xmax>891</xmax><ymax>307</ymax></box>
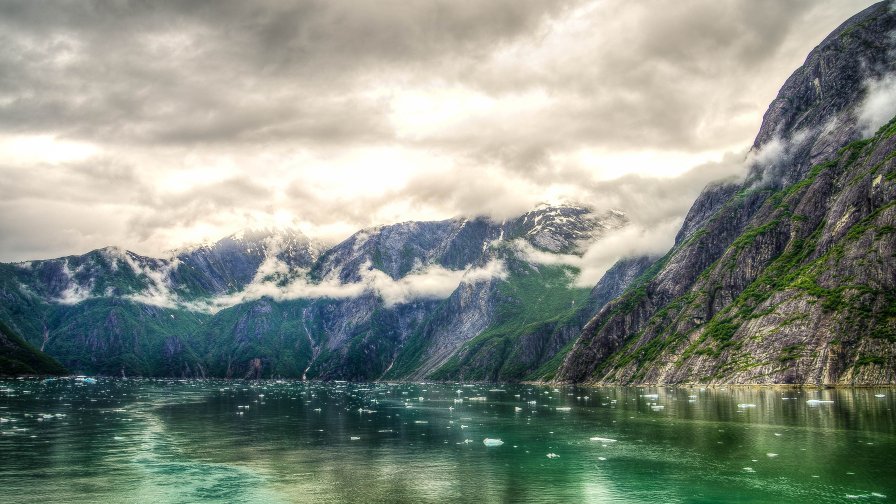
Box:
<box><xmin>557</xmin><ymin>2</ymin><xmax>896</xmax><ymax>386</ymax></box>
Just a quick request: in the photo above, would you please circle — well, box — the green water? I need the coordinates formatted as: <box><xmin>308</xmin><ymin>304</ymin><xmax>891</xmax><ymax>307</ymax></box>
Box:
<box><xmin>0</xmin><ymin>379</ymin><xmax>893</xmax><ymax>503</ymax></box>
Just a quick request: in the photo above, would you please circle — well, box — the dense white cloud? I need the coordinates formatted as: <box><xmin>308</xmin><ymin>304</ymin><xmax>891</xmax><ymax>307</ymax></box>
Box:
<box><xmin>858</xmin><ymin>73</ymin><xmax>896</xmax><ymax>135</ymax></box>
<box><xmin>180</xmin><ymin>259</ymin><xmax>509</xmax><ymax>313</ymax></box>
<box><xmin>0</xmin><ymin>0</ymin><xmax>878</xmax><ymax>262</ymax></box>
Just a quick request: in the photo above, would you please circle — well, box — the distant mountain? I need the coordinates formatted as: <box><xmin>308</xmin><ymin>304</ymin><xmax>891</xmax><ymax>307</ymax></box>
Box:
<box><xmin>0</xmin><ymin>204</ymin><xmax>638</xmax><ymax>379</ymax></box>
<box><xmin>557</xmin><ymin>2</ymin><xmax>896</xmax><ymax>386</ymax></box>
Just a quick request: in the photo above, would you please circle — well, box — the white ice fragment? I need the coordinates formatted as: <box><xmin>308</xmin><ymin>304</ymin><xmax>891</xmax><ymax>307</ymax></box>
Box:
<box><xmin>737</xmin><ymin>403</ymin><xmax>756</xmax><ymax>408</ymax></box>
<box><xmin>350</xmin><ymin>436</ymin><xmax>360</xmax><ymax>440</ymax></box>
<box><xmin>483</xmin><ymin>438</ymin><xmax>504</xmax><ymax>447</ymax></box>
<box><xmin>875</xmin><ymin>394</ymin><xmax>886</xmax><ymax>398</ymax></box>
<box><xmin>743</xmin><ymin>467</ymin><xmax>756</xmax><ymax>473</ymax></box>
<box><xmin>766</xmin><ymin>453</ymin><xmax>779</xmax><ymax>458</ymax></box>
<box><xmin>589</xmin><ymin>437</ymin><xmax>617</xmax><ymax>443</ymax></box>
<box><xmin>546</xmin><ymin>453</ymin><xmax>559</xmax><ymax>459</ymax></box>
<box><xmin>555</xmin><ymin>407</ymin><xmax>571</xmax><ymax>412</ymax></box>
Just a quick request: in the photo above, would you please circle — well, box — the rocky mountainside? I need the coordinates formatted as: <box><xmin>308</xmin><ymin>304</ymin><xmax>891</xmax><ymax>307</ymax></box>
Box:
<box><xmin>0</xmin><ymin>204</ymin><xmax>637</xmax><ymax>380</ymax></box>
<box><xmin>556</xmin><ymin>2</ymin><xmax>896</xmax><ymax>386</ymax></box>
<box><xmin>0</xmin><ymin>320</ymin><xmax>66</xmax><ymax>376</ymax></box>
<box><xmin>191</xmin><ymin>204</ymin><xmax>630</xmax><ymax>381</ymax></box>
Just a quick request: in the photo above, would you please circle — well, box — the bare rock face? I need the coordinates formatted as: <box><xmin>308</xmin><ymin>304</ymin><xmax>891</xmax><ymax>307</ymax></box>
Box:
<box><xmin>557</xmin><ymin>2</ymin><xmax>896</xmax><ymax>386</ymax></box>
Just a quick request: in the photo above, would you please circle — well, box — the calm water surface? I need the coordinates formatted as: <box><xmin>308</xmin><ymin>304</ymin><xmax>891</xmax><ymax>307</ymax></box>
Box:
<box><xmin>0</xmin><ymin>379</ymin><xmax>894</xmax><ymax>503</ymax></box>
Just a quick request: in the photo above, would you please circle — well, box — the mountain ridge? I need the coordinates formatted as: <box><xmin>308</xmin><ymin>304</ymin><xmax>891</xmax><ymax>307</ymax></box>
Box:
<box><xmin>0</xmin><ymin>203</ymin><xmax>637</xmax><ymax>379</ymax></box>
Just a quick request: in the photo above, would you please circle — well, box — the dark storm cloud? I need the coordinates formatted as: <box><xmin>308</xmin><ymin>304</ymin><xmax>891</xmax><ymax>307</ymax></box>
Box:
<box><xmin>0</xmin><ymin>0</ymin><xmax>868</xmax><ymax>152</ymax></box>
<box><xmin>0</xmin><ymin>0</ymin><xmax>574</xmax><ymax>145</ymax></box>
<box><xmin>0</xmin><ymin>0</ymin><xmax>878</xmax><ymax>261</ymax></box>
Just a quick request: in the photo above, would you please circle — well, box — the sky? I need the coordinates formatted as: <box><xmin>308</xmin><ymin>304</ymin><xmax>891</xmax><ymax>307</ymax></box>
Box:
<box><xmin>0</xmin><ymin>0</ymin><xmax>879</xmax><ymax>262</ymax></box>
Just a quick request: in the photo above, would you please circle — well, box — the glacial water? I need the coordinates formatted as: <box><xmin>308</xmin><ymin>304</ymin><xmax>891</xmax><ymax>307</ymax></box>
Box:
<box><xmin>0</xmin><ymin>379</ymin><xmax>894</xmax><ymax>503</ymax></box>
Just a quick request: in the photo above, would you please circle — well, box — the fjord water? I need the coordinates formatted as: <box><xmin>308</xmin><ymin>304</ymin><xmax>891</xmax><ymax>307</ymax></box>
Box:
<box><xmin>0</xmin><ymin>380</ymin><xmax>893</xmax><ymax>503</ymax></box>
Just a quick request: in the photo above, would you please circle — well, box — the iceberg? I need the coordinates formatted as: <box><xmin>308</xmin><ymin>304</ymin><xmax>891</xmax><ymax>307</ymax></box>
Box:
<box><xmin>483</xmin><ymin>438</ymin><xmax>504</xmax><ymax>447</ymax></box>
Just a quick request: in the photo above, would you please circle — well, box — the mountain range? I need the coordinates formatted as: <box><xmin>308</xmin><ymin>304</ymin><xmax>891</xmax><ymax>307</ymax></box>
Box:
<box><xmin>0</xmin><ymin>204</ymin><xmax>640</xmax><ymax>380</ymax></box>
<box><xmin>2</xmin><ymin>2</ymin><xmax>895</xmax><ymax>385</ymax></box>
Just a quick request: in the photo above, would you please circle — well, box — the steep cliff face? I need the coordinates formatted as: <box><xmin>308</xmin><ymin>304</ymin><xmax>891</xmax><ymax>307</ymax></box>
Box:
<box><xmin>557</xmin><ymin>2</ymin><xmax>896</xmax><ymax>385</ymax></box>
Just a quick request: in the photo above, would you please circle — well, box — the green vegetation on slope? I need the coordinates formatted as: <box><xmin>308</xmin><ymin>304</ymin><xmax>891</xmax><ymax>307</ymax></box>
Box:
<box><xmin>429</xmin><ymin>260</ymin><xmax>592</xmax><ymax>381</ymax></box>
<box><xmin>0</xmin><ymin>320</ymin><xmax>67</xmax><ymax>376</ymax></box>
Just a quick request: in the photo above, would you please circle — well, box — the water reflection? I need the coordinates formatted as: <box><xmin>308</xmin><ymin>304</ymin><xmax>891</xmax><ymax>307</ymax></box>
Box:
<box><xmin>0</xmin><ymin>379</ymin><xmax>894</xmax><ymax>503</ymax></box>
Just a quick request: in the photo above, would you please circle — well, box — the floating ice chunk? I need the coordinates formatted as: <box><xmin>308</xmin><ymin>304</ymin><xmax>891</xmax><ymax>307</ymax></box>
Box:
<box><xmin>743</xmin><ymin>467</ymin><xmax>756</xmax><ymax>473</ymax></box>
<box><xmin>514</xmin><ymin>407</ymin><xmax>523</xmax><ymax>412</ymax></box>
<box><xmin>546</xmin><ymin>453</ymin><xmax>559</xmax><ymax>459</ymax></box>
<box><xmin>875</xmin><ymin>394</ymin><xmax>886</xmax><ymax>398</ymax></box>
<box><xmin>470</xmin><ymin>397</ymin><xmax>486</xmax><ymax>401</ymax></box>
<box><xmin>766</xmin><ymin>453</ymin><xmax>778</xmax><ymax>458</ymax></box>
<box><xmin>640</xmin><ymin>394</ymin><xmax>659</xmax><ymax>399</ymax></box>
<box><xmin>350</xmin><ymin>436</ymin><xmax>360</xmax><ymax>440</ymax></box>
<box><xmin>414</xmin><ymin>420</ymin><xmax>428</xmax><ymax>424</ymax></box>
<box><xmin>650</xmin><ymin>405</ymin><xmax>665</xmax><ymax>411</ymax></box>
<box><xmin>589</xmin><ymin>437</ymin><xmax>618</xmax><ymax>443</ymax></box>
<box><xmin>555</xmin><ymin>407</ymin><xmax>571</xmax><ymax>412</ymax></box>
<box><xmin>598</xmin><ymin>457</ymin><xmax>607</xmax><ymax>461</ymax></box>
<box><xmin>463</xmin><ymin>439</ymin><xmax>473</xmax><ymax>444</ymax></box>
<box><xmin>483</xmin><ymin>438</ymin><xmax>504</xmax><ymax>447</ymax></box>
<box><xmin>737</xmin><ymin>404</ymin><xmax>756</xmax><ymax>408</ymax></box>
<box><xmin>806</xmin><ymin>399</ymin><xmax>834</xmax><ymax>405</ymax></box>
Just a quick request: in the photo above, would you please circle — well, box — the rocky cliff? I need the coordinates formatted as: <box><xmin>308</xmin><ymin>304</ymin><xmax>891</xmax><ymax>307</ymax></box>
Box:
<box><xmin>556</xmin><ymin>2</ymin><xmax>896</xmax><ymax>386</ymax></box>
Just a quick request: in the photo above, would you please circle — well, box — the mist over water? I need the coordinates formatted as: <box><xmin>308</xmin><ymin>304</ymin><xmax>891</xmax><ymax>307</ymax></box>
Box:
<box><xmin>1</xmin><ymin>379</ymin><xmax>894</xmax><ymax>503</ymax></box>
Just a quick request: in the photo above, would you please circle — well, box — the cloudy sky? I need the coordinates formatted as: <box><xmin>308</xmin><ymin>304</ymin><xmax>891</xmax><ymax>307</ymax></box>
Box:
<box><xmin>0</xmin><ymin>0</ymin><xmax>877</xmax><ymax>262</ymax></box>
